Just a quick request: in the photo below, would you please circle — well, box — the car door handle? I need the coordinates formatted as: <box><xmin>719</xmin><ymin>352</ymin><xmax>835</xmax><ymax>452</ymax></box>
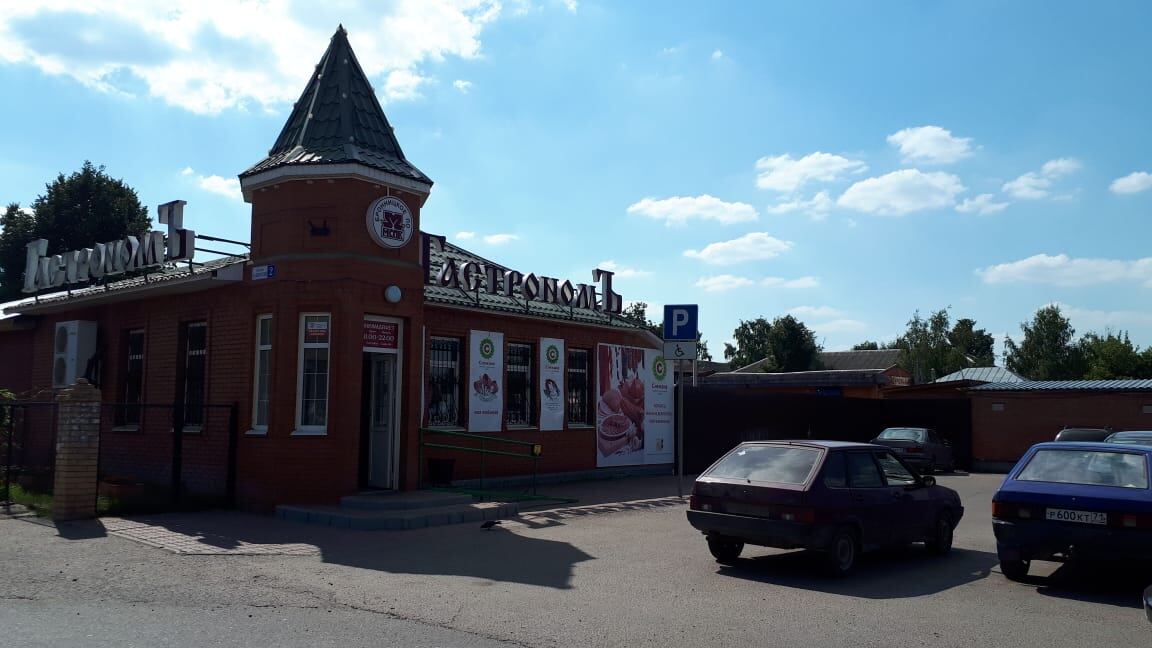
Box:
<box><xmin>853</xmin><ymin>495</ymin><xmax>865</xmax><ymax>503</ymax></box>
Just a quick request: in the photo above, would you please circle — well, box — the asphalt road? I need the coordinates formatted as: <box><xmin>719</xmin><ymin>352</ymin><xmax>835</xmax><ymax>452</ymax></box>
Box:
<box><xmin>2</xmin><ymin>473</ymin><xmax>1150</xmax><ymax>648</ymax></box>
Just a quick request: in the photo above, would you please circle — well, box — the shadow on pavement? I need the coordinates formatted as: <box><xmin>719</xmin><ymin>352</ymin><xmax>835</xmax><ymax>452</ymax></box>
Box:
<box><xmin>515</xmin><ymin>496</ymin><xmax>685</xmax><ymax>530</ymax></box>
<box><xmin>85</xmin><ymin>511</ymin><xmax>594</xmax><ymax>590</ymax></box>
<box><xmin>715</xmin><ymin>546</ymin><xmax>997</xmax><ymax>599</ymax></box>
<box><xmin>1029</xmin><ymin>562</ymin><xmax>1152</xmax><ymax>610</ymax></box>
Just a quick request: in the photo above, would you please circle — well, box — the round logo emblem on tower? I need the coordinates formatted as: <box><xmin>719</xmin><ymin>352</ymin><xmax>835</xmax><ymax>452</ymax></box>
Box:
<box><xmin>366</xmin><ymin>196</ymin><xmax>414</xmax><ymax>249</ymax></box>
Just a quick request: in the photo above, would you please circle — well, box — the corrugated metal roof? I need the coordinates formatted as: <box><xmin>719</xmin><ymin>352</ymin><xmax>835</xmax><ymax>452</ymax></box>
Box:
<box><xmin>819</xmin><ymin>349</ymin><xmax>900</xmax><ymax>371</ymax></box>
<box><xmin>935</xmin><ymin>366</ymin><xmax>1025</xmax><ymax>384</ymax></box>
<box><xmin>705</xmin><ymin>369</ymin><xmax>889</xmax><ymax>387</ymax></box>
<box><xmin>971</xmin><ymin>379</ymin><xmax>1152</xmax><ymax>392</ymax></box>
<box><xmin>240</xmin><ymin>26</ymin><xmax>431</xmax><ymax>186</ymax></box>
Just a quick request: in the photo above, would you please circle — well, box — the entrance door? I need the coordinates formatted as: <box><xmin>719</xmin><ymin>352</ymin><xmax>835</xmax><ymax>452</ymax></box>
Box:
<box><xmin>368</xmin><ymin>354</ymin><xmax>398</xmax><ymax>489</ymax></box>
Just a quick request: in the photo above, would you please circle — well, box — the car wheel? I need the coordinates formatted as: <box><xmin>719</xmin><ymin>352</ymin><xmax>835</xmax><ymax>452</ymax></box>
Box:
<box><xmin>707</xmin><ymin>536</ymin><xmax>744</xmax><ymax>564</ymax></box>
<box><xmin>926</xmin><ymin>512</ymin><xmax>954</xmax><ymax>556</ymax></box>
<box><xmin>824</xmin><ymin>527</ymin><xmax>859</xmax><ymax>577</ymax></box>
<box><xmin>1000</xmin><ymin>557</ymin><xmax>1030</xmax><ymax>582</ymax></box>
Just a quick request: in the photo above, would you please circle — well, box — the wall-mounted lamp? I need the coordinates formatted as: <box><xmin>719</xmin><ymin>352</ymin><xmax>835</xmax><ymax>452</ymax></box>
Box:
<box><xmin>384</xmin><ymin>285</ymin><xmax>402</xmax><ymax>303</ymax></box>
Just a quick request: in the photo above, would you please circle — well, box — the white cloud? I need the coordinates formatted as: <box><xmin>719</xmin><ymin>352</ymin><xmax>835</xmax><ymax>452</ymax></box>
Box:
<box><xmin>0</xmin><ymin>1</ymin><xmax>505</xmax><ymax>115</ymax></box>
<box><xmin>597</xmin><ymin>260</ymin><xmax>652</xmax><ymax>279</ymax></box>
<box><xmin>456</xmin><ymin>231</ymin><xmax>476</xmax><ymax>240</ymax></box>
<box><xmin>976</xmin><ymin>253</ymin><xmax>1152</xmax><ymax>287</ymax></box>
<box><xmin>1003</xmin><ymin>157</ymin><xmax>1081</xmax><ymax>200</ymax></box>
<box><xmin>789</xmin><ymin>305</ymin><xmax>842</xmax><ymax>319</ymax></box>
<box><xmin>452</xmin><ymin>79</ymin><xmax>473</xmax><ymax>94</ymax></box>
<box><xmin>812</xmin><ymin>319</ymin><xmax>867</xmax><ymax>333</ymax></box>
<box><xmin>886</xmin><ymin>125</ymin><xmax>974</xmax><ymax>165</ymax></box>
<box><xmin>695</xmin><ymin>275</ymin><xmax>754</xmax><ymax>292</ymax></box>
<box><xmin>384</xmin><ymin>69</ymin><xmax>430</xmax><ymax>102</ymax></box>
<box><xmin>762</xmin><ymin>276</ymin><xmax>819</xmax><ymax>289</ymax></box>
<box><xmin>181</xmin><ymin>166</ymin><xmax>241</xmax><ymax>201</ymax></box>
<box><xmin>765</xmin><ymin>191</ymin><xmax>834</xmax><ymax>221</ymax></box>
<box><xmin>483</xmin><ymin>233</ymin><xmax>518</xmax><ymax>245</ymax></box>
<box><xmin>956</xmin><ymin>193</ymin><xmax>1009</xmax><ymax>215</ymax></box>
<box><xmin>837</xmin><ymin>169</ymin><xmax>965</xmax><ymax>215</ymax></box>
<box><xmin>562</xmin><ymin>0</ymin><xmax>579</xmax><ymax>13</ymax></box>
<box><xmin>711</xmin><ymin>49</ymin><xmax>723</xmax><ymax>61</ymax></box>
<box><xmin>1111</xmin><ymin>171</ymin><xmax>1152</xmax><ymax>195</ymax></box>
<box><xmin>683</xmin><ymin>232</ymin><xmax>794</xmax><ymax>265</ymax></box>
<box><xmin>755</xmin><ymin>152</ymin><xmax>867</xmax><ymax>192</ymax></box>
<box><xmin>659</xmin><ymin>46</ymin><xmax>680</xmax><ymax>55</ymax></box>
<box><xmin>1054</xmin><ymin>302</ymin><xmax>1152</xmax><ymax>330</ymax></box>
<box><xmin>626</xmin><ymin>195</ymin><xmax>758</xmax><ymax>227</ymax></box>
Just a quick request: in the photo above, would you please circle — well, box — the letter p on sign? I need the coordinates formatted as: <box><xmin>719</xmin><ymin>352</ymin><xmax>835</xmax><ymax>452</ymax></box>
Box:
<box><xmin>663</xmin><ymin>304</ymin><xmax>699</xmax><ymax>341</ymax></box>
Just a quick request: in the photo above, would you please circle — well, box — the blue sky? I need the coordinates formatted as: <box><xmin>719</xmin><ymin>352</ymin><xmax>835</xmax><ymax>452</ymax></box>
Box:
<box><xmin>2</xmin><ymin>1</ymin><xmax>1151</xmax><ymax>359</ymax></box>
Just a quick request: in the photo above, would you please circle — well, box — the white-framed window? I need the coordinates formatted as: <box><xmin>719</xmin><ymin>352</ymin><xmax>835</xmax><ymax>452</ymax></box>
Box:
<box><xmin>295</xmin><ymin>313</ymin><xmax>331</xmax><ymax>435</ymax></box>
<box><xmin>251</xmin><ymin>314</ymin><xmax>273</xmax><ymax>434</ymax></box>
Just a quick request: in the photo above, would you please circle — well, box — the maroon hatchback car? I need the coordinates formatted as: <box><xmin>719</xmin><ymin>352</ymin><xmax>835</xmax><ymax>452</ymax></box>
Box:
<box><xmin>687</xmin><ymin>440</ymin><xmax>964</xmax><ymax>575</ymax></box>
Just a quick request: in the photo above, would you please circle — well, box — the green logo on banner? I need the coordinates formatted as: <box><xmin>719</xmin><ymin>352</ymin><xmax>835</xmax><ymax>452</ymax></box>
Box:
<box><xmin>653</xmin><ymin>356</ymin><xmax>667</xmax><ymax>381</ymax></box>
<box><xmin>480</xmin><ymin>337</ymin><xmax>495</xmax><ymax>359</ymax></box>
<box><xmin>546</xmin><ymin>344</ymin><xmax>560</xmax><ymax>364</ymax></box>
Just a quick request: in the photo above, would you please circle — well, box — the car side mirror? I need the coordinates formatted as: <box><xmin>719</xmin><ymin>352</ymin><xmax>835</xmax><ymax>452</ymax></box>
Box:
<box><xmin>920</xmin><ymin>475</ymin><xmax>937</xmax><ymax>487</ymax></box>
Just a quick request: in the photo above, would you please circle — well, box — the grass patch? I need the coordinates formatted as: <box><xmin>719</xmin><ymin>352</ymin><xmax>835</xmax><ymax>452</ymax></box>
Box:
<box><xmin>4</xmin><ymin>483</ymin><xmax>53</xmax><ymax>516</ymax></box>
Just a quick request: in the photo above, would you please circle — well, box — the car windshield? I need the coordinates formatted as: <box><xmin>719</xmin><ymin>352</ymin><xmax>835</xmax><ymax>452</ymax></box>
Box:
<box><xmin>878</xmin><ymin>428</ymin><xmax>925</xmax><ymax>442</ymax></box>
<box><xmin>1017</xmin><ymin>449</ymin><xmax>1149</xmax><ymax>489</ymax></box>
<box><xmin>705</xmin><ymin>445</ymin><xmax>821</xmax><ymax>484</ymax></box>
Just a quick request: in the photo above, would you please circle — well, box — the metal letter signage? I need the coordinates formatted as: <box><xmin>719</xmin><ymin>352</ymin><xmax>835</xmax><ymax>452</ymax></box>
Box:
<box><xmin>366</xmin><ymin>196</ymin><xmax>414</xmax><ymax>249</ymax></box>
<box><xmin>419</xmin><ymin>233</ymin><xmax>624</xmax><ymax>314</ymax></box>
<box><xmin>22</xmin><ymin>200</ymin><xmax>195</xmax><ymax>294</ymax></box>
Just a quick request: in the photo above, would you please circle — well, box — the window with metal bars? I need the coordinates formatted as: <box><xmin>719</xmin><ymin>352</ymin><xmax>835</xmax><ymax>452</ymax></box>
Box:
<box><xmin>181</xmin><ymin>322</ymin><xmax>207</xmax><ymax>427</ymax></box>
<box><xmin>428</xmin><ymin>337</ymin><xmax>462</xmax><ymax>427</ymax></box>
<box><xmin>116</xmin><ymin>329</ymin><xmax>145</xmax><ymax>426</ymax></box>
<box><xmin>566</xmin><ymin>348</ymin><xmax>592</xmax><ymax>425</ymax></box>
<box><xmin>506</xmin><ymin>342</ymin><xmax>534</xmax><ymax>426</ymax></box>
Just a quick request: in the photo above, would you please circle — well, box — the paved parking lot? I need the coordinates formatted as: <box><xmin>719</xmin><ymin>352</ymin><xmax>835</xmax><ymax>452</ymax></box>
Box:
<box><xmin>3</xmin><ymin>473</ymin><xmax>1150</xmax><ymax>647</ymax></box>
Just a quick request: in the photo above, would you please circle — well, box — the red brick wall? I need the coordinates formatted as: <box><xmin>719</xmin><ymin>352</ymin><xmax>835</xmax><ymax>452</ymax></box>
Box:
<box><xmin>0</xmin><ymin>328</ymin><xmax>34</xmax><ymax>395</ymax></box>
<box><xmin>972</xmin><ymin>391</ymin><xmax>1152</xmax><ymax>463</ymax></box>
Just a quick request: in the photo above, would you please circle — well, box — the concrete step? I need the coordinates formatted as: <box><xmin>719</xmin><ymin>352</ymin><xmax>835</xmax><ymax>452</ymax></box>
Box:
<box><xmin>339</xmin><ymin>490</ymin><xmax>475</xmax><ymax>511</ymax></box>
<box><xmin>275</xmin><ymin>501</ymin><xmax>519</xmax><ymax>531</ymax></box>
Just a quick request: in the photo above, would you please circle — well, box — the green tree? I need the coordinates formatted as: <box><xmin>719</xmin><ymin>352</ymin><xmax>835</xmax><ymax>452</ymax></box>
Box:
<box><xmin>0</xmin><ymin>203</ymin><xmax>35</xmax><ymax>299</ymax></box>
<box><xmin>947</xmin><ymin>318</ymin><xmax>996</xmax><ymax>367</ymax></box>
<box><xmin>852</xmin><ymin>340</ymin><xmax>898</xmax><ymax>351</ymax></box>
<box><xmin>724</xmin><ymin>317</ymin><xmax>773</xmax><ymax>370</ymax></box>
<box><xmin>1004</xmin><ymin>305</ymin><xmax>1085</xmax><ymax>380</ymax></box>
<box><xmin>0</xmin><ymin>161</ymin><xmax>150</xmax><ymax>299</ymax></box>
<box><xmin>622</xmin><ymin>301</ymin><xmax>712</xmax><ymax>360</ymax></box>
<box><xmin>724</xmin><ymin>315</ymin><xmax>820</xmax><ymax>372</ymax></box>
<box><xmin>1080</xmin><ymin>331</ymin><xmax>1147</xmax><ymax>379</ymax></box>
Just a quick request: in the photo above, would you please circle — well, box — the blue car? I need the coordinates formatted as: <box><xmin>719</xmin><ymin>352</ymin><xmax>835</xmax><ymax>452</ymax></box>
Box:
<box><xmin>992</xmin><ymin>442</ymin><xmax>1152</xmax><ymax>581</ymax></box>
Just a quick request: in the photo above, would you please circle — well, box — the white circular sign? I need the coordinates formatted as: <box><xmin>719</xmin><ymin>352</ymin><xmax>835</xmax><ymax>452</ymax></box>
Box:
<box><xmin>366</xmin><ymin>196</ymin><xmax>414</xmax><ymax>249</ymax></box>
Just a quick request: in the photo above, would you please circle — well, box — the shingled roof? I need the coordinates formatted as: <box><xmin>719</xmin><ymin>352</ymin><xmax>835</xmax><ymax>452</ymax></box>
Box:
<box><xmin>241</xmin><ymin>25</ymin><xmax>431</xmax><ymax>187</ymax></box>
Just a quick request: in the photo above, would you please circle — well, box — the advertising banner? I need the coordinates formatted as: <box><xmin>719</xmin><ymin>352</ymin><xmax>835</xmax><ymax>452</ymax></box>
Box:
<box><xmin>595</xmin><ymin>344</ymin><xmax>674</xmax><ymax>467</ymax></box>
<box><xmin>539</xmin><ymin>338</ymin><xmax>565</xmax><ymax>431</ymax></box>
<box><xmin>468</xmin><ymin>330</ymin><xmax>504</xmax><ymax>432</ymax></box>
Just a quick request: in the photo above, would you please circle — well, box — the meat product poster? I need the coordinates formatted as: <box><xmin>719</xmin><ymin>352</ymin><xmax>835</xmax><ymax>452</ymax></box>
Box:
<box><xmin>539</xmin><ymin>337</ymin><xmax>565</xmax><ymax>431</ymax></box>
<box><xmin>595</xmin><ymin>344</ymin><xmax>674</xmax><ymax>467</ymax></box>
<box><xmin>468</xmin><ymin>330</ymin><xmax>504</xmax><ymax>432</ymax></box>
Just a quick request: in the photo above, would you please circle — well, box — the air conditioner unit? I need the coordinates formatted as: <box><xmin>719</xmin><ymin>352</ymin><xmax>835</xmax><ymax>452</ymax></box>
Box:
<box><xmin>52</xmin><ymin>320</ymin><xmax>98</xmax><ymax>388</ymax></box>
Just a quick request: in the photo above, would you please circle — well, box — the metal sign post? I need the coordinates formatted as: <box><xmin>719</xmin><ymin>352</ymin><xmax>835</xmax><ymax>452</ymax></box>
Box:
<box><xmin>677</xmin><ymin>359</ymin><xmax>685</xmax><ymax>498</ymax></box>
<box><xmin>663</xmin><ymin>305</ymin><xmax>698</xmax><ymax>500</ymax></box>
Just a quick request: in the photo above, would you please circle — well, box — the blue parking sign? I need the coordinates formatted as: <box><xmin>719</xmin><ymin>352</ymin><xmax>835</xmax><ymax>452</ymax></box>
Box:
<box><xmin>663</xmin><ymin>304</ymin><xmax>699</xmax><ymax>341</ymax></box>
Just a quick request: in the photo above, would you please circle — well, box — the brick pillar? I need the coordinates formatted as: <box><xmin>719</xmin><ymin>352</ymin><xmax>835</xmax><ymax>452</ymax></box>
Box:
<box><xmin>52</xmin><ymin>379</ymin><xmax>101</xmax><ymax>521</ymax></box>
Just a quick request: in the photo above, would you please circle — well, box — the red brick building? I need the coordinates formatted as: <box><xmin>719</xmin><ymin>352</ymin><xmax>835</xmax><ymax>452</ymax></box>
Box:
<box><xmin>0</xmin><ymin>27</ymin><xmax>664</xmax><ymax>511</ymax></box>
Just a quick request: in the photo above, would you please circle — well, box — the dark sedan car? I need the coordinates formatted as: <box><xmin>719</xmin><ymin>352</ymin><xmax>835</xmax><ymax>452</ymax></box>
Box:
<box><xmin>870</xmin><ymin>427</ymin><xmax>954</xmax><ymax>473</ymax></box>
<box><xmin>1105</xmin><ymin>431</ymin><xmax>1152</xmax><ymax>447</ymax></box>
<box><xmin>687</xmin><ymin>441</ymin><xmax>964</xmax><ymax>575</ymax></box>
<box><xmin>1054</xmin><ymin>426</ymin><xmax>1113</xmax><ymax>443</ymax></box>
<box><xmin>993</xmin><ymin>442</ymin><xmax>1152</xmax><ymax>581</ymax></box>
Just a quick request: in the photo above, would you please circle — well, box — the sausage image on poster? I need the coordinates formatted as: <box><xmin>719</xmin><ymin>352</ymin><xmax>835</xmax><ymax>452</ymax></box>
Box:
<box><xmin>596</xmin><ymin>344</ymin><xmax>673</xmax><ymax>467</ymax></box>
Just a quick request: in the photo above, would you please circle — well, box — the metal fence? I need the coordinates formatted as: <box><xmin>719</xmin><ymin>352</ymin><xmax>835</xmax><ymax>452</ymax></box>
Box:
<box><xmin>1</xmin><ymin>401</ymin><xmax>58</xmax><ymax>505</ymax></box>
<box><xmin>97</xmin><ymin>402</ymin><xmax>238</xmax><ymax>512</ymax></box>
